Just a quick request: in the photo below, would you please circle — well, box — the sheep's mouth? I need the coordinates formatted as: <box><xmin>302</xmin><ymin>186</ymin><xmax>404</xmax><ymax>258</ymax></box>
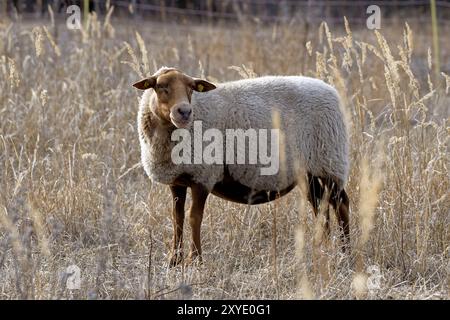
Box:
<box><xmin>170</xmin><ymin>116</ymin><xmax>192</xmax><ymax>129</ymax></box>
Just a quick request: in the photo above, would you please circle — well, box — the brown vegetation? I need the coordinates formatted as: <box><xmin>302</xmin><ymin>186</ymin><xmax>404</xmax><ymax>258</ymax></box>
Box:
<box><xmin>0</xmin><ymin>13</ymin><xmax>448</xmax><ymax>299</ymax></box>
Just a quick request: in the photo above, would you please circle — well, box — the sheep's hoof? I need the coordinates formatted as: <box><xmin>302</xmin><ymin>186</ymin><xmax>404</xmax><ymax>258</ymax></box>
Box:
<box><xmin>185</xmin><ymin>253</ymin><xmax>203</xmax><ymax>266</ymax></box>
<box><xmin>169</xmin><ymin>253</ymin><xmax>184</xmax><ymax>267</ymax></box>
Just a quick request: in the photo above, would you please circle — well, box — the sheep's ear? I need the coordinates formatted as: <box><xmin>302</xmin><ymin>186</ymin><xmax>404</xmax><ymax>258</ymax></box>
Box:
<box><xmin>193</xmin><ymin>79</ymin><xmax>216</xmax><ymax>92</ymax></box>
<box><xmin>133</xmin><ymin>77</ymin><xmax>156</xmax><ymax>90</ymax></box>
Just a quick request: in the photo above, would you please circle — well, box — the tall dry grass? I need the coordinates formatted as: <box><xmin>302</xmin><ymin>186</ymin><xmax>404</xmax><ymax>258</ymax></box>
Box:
<box><xmin>0</xmin><ymin>13</ymin><xmax>449</xmax><ymax>299</ymax></box>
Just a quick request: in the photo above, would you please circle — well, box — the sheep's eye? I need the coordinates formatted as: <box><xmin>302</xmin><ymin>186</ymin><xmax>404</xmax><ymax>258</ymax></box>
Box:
<box><xmin>156</xmin><ymin>84</ymin><xmax>169</xmax><ymax>94</ymax></box>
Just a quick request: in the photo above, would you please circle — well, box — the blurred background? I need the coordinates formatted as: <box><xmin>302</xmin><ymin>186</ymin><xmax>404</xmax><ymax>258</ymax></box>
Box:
<box><xmin>2</xmin><ymin>0</ymin><xmax>450</xmax><ymax>23</ymax></box>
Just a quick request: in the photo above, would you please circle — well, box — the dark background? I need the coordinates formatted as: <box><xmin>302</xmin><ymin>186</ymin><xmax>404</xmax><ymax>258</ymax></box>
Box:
<box><xmin>2</xmin><ymin>0</ymin><xmax>450</xmax><ymax>23</ymax></box>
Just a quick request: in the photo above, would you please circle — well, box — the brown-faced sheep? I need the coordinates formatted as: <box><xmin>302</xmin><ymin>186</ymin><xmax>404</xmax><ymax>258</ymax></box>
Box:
<box><xmin>133</xmin><ymin>67</ymin><xmax>350</xmax><ymax>266</ymax></box>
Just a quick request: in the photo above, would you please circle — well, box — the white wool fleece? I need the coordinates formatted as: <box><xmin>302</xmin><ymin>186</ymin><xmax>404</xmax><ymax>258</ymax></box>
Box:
<box><xmin>138</xmin><ymin>76</ymin><xmax>349</xmax><ymax>192</ymax></box>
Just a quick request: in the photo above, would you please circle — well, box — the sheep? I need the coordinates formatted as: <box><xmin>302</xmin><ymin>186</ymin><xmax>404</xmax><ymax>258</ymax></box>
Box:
<box><xmin>133</xmin><ymin>67</ymin><xmax>350</xmax><ymax>266</ymax></box>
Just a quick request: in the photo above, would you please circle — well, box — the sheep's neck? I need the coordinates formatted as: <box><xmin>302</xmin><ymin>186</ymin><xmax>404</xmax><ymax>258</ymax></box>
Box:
<box><xmin>141</xmin><ymin>106</ymin><xmax>175</xmax><ymax>144</ymax></box>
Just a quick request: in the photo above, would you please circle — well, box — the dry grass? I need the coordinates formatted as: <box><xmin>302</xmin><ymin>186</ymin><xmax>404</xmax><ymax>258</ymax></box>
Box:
<box><xmin>0</xmin><ymin>14</ymin><xmax>449</xmax><ymax>300</ymax></box>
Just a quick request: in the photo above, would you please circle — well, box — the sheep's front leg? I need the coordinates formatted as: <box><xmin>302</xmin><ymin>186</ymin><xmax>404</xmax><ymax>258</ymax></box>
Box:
<box><xmin>186</xmin><ymin>184</ymin><xmax>209</xmax><ymax>264</ymax></box>
<box><xmin>169</xmin><ymin>185</ymin><xmax>187</xmax><ymax>267</ymax></box>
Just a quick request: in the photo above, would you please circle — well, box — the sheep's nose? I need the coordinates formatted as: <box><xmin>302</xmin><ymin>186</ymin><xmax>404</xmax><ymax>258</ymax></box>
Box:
<box><xmin>177</xmin><ymin>107</ymin><xmax>192</xmax><ymax>120</ymax></box>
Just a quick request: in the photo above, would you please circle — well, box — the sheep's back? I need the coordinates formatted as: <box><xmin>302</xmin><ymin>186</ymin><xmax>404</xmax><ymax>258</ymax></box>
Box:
<box><xmin>194</xmin><ymin>76</ymin><xmax>349</xmax><ymax>191</ymax></box>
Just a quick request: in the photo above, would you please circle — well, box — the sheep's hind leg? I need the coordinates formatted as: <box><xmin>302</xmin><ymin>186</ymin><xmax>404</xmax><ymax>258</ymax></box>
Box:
<box><xmin>186</xmin><ymin>184</ymin><xmax>209</xmax><ymax>265</ymax></box>
<box><xmin>307</xmin><ymin>173</ymin><xmax>331</xmax><ymax>237</ymax></box>
<box><xmin>169</xmin><ymin>185</ymin><xmax>187</xmax><ymax>267</ymax></box>
<box><xmin>329</xmin><ymin>185</ymin><xmax>350</xmax><ymax>252</ymax></box>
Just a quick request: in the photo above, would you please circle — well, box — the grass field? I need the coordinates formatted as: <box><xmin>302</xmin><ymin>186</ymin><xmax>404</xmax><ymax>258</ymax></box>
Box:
<box><xmin>0</xmin><ymin>11</ymin><xmax>449</xmax><ymax>299</ymax></box>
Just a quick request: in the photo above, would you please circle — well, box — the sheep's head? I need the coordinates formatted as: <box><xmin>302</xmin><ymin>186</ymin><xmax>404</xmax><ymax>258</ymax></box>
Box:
<box><xmin>133</xmin><ymin>67</ymin><xmax>216</xmax><ymax>128</ymax></box>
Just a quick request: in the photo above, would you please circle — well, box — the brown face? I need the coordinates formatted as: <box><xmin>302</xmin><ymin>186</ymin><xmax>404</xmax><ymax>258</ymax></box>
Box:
<box><xmin>133</xmin><ymin>69</ymin><xmax>216</xmax><ymax>128</ymax></box>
